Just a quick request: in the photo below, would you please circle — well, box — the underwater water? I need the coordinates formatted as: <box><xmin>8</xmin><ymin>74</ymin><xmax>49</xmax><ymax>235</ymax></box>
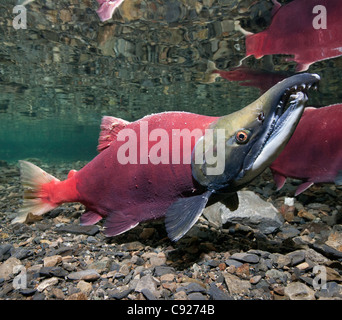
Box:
<box><xmin>1</xmin><ymin>0</ymin><xmax>342</xmax><ymax>163</ymax></box>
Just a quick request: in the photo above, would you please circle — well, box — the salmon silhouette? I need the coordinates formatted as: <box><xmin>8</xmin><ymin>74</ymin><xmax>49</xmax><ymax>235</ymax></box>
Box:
<box><xmin>15</xmin><ymin>74</ymin><xmax>320</xmax><ymax>241</ymax></box>
<box><xmin>270</xmin><ymin>103</ymin><xmax>342</xmax><ymax>196</ymax></box>
<box><xmin>236</xmin><ymin>0</ymin><xmax>342</xmax><ymax>72</ymax></box>
<box><xmin>211</xmin><ymin>66</ymin><xmax>288</xmax><ymax>94</ymax></box>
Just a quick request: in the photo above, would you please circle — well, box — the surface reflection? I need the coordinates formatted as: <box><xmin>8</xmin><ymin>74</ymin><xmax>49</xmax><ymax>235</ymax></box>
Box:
<box><xmin>0</xmin><ymin>0</ymin><xmax>342</xmax><ymax>161</ymax></box>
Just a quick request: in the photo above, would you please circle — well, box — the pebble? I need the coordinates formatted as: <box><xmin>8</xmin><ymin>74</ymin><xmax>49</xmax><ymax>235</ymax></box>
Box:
<box><xmin>37</xmin><ymin>277</ymin><xmax>59</xmax><ymax>292</ymax></box>
<box><xmin>68</xmin><ymin>270</ymin><xmax>100</xmax><ymax>281</ymax></box>
<box><xmin>230</xmin><ymin>252</ymin><xmax>259</xmax><ymax>264</ymax></box>
<box><xmin>43</xmin><ymin>255</ymin><xmax>62</xmax><ymax>267</ymax></box>
<box><xmin>284</xmin><ymin>282</ymin><xmax>315</xmax><ymax>300</ymax></box>
<box><xmin>77</xmin><ymin>280</ymin><xmax>93</xmax><ymax>296</ymax></box>
<box><xmin>56</xmin><ymin>225</ymin><xmax>99</xmax><ymax>236</ymax></box>
<box><xmin>224</xmin><ymin>273</ymin><xmax>251</xmax><ymax>296</ymax></box>
<box><xmin>135</xmin><ymin>275</ymin><xmax>160</xmax><ymax>298</ymax></box>
<box><xmin>0</xmin><ymin>257</ymin><xmax>21</xmax><ymax>280</ymax></box>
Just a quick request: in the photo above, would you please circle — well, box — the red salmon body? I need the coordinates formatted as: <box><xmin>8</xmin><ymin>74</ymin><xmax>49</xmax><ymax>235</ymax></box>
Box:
<box><xmin>18</xmin><ymin>112</ymin><xmax>218</xmax><ymax>236</ymax></box>
<box><xmin>75</xmin><ymin>112</ymin><xmax>217</xmax><ymax>235</ymax></box>
<box><xmin>270</xmin><ymin>104</ymin><xmax>342</xmax><ymax>195</ymax></box>
<box><xmin>245</xmin><ymin>0</ymin><xmax>342</xmax><ymax>71</ymax></box>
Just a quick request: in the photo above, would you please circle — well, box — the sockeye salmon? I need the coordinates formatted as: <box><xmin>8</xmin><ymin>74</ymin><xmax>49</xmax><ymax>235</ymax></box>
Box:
<box><xmin>270</xmin><ymin>103</ymin><xmax>342</xmax><ymax>196</ymax></box>
<box><xmin>236</xmin><ymin>0</ymin><xmax>342</xmax><ymax>72</ymax></box>
<box><xmin>15</xmin><ymin>73</ymin><xmax>320</xmax><ymax>241</ymax></box>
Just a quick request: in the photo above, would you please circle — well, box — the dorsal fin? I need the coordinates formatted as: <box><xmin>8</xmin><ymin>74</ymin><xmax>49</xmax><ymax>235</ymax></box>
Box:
<box><xmin>97</xmin><ymin>116</ymin><xmax>130</xmax><ymax>152</ymax></box>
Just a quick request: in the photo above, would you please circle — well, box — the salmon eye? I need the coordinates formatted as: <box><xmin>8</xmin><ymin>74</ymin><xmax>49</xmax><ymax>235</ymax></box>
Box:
<box><xmin>235</xmin><ymin>130</ymin><xmax>250</xmax><ymax>144</ymax></box>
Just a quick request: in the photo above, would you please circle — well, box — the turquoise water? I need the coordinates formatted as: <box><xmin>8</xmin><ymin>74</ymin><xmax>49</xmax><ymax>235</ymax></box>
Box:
<box><xmin>0</xmin><ymin>0</ymin><xmax>341</xmax><ymax>163</ymax></box>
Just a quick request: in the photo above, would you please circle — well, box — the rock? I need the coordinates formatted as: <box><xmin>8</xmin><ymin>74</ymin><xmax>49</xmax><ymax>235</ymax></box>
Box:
<box><xmin>284</xmin><ymin>282</ymin><xmax>316</xmax><ymax>300</ymax></box>
<box><xmin>250</xmin><ymin>275</ymin><xmax>262</xmax><ymax>284</ymax></box>
<box><xmin>311</xmin><ymin>244</ymin><xmax>342</xmax><ymax>260</ymax></box>
<box><xmin>265</xmin><ymin>269</ymin><xmax>288</xmax><ymax>283</ymax></box>
<box><xmin>19</xmin><ymin>288</ymin><xmax>37</xmax><ymax>296</ymax></box>
<box><xmin>187</xmin><ymin>292</ymin><xmax>207</xmax><ymax>300</ymax></box>
<box><xmin>149</xmin><ymin>255</ymin><xmax>166</xmax><ymax>267</ymax></box>
<box><xmin>11</xmin><ymin>248</ymin><xmax>33</xmax><ymax>260</ymax></box>
<box><xmin>174</xmin><ymin>291</ymin><xmax>188</xmax><ymax>300</ymax></box>
<box><xmin>160</xmin><ymin>273</ymin><xmax>175</xmax><ymax>282</ymax></box>
<box><xmin>56</xmin><ymin>224</ymin><xmax>99</xmax><ymax>236</ymax></box>
<box><xmin>223</xmin><ymin>272</ymin><xmax>251</xmax><ymax>296</ymax></box>
<box><xmin>177</xmin><ymin>282</ymin><xmax>207</xmax><ymax>294</ymax></box>
<box><xmin>0</xmin><ymin>244</ymin><xmax>13</xmax><ymax>262</ymax></box>
<box><xmin>208</xmin><ymin>283</ymin><xmax>232</xmax><ymax>300</ymax></box>
<box><xmin>0</xmin><ymin>257</ymin><xmax>21</xmax><ymax>280</ymax></box>
<box><xmin>276</xmin><ymin>225</ymin><xmax>300</xmax><ymax>239</ymax></box>
<box><xmin>49</xmin><ymin>266</ymin><xmax>68</xmax><ymax>278</ymax></box>
<box><xmin>77</xmin><ymin>280</ymin><xmax>93</xmax><ymax>296</ymax></box>
<box><xmin>316</xmin><ymin>282</ymin><xmax>342</xmax><ymax>299</ymax></box>
<box><xmin>225</xmin><ymin>259</ymin><xmax>243</xmax><ymax>268</ymax></box>
<box><xmin>121</xmin><ymin>241</ymin><xmax>144</xmax><ymax>251</ymax></box>
<box><xmin>139</xmin><ymin>228</ymin><xmax>155</xmax><ymax>240</ymax></box>
<box><xmin>87</xmin><ymin>257</ymin><xmax>111</xmax><ymax>273</ymax></box>
<box><xmin>206</xmin><ymin>191</ymin><xmax>284</xmax><ymax>234</ymax></box>
<box><xmin>135</xmin><ymin>275</ymin><xmax>160</xmax><ymax>298</ymax></box>
<box><xmin>43</xmin><ymin>255</ymin><xmax>62</xmax><ymax>267</ymax></box>
<box><xmin>141</xmin><ymin>288</ymin><xmax>157</xmax><ymax>300</ymax></box>
<box><xmin>154</xmin><ymin>266</ymin><xmax>176</xmax><ymax>277</ymax></box>
<box><xmin>325</xmin><ymin>267</ymin><xmax>342</xmax><ymax>282</ymax></box>
<box><xmin>269</xmin><ymin>253</ymin><xmax>292</xmax><ymax>269</ymax></box>
<box><xmin>109</xmin><ymin>287</ymin><xmax>133</xmax><ymax>299</ymax></box>
<box><xmin>305</xmin><ymin>248</ymin><xmax>330</xmax><ymax>264</ymax></box>
<box><xmin>37</xmin><ymin>277</ymin><xmax>59</xmax><ymax>292</ymax></box>
<box><xmin>48</xmin><ymin>287</ymin><xmax>65</xmax><ymax>300</ymax></box>
<box><xmin>68</xmin><ymin>269</ymin><xmax>100</xmax><ymax>281</ymax></box>
<box><xmin>230</xmin><ymin>252</ymin><xmax>259</xmax><ymax>264</ymax></box>
<box><xmin>286</xmin><ymin>250</ymin><xmax>306</xmax><ymax>266</ymax></box>
<box><xmin>325</xmin><ymin>229</ymin><xmax>342</xmax><ymax>251</ymax></box>
<box><xmin>298</xmin><ymin>210</ymin><xmax>316</xmax><ymax>221</ymax></box>
<box><xmin>66</xmin><ymin>292</ymin><xmax>88</xmax><ymax>300</ymax></box>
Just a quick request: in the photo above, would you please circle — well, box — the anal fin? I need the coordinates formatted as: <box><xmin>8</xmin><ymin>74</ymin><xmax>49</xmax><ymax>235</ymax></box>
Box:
<box><xmin>104</xmin><ymin>211</ymin><xmax>139</xmax><ymax>237</ymax></box>
<box><xmin>165</xmin><ymin>190</ymin><xmax>212</xmax><ymax>242</ymax></box>
<box><xmin>80</xmin><ymin>210</ymin><xmax>103</xmax><ymax>226</ymax></box>
<box><xmin>295</xmin><ymin>181</ymin><xmax>314</xmax><ymax>196</ymax></box>
<box><xmin>272</xmin><ymin>171</ymin><xmax>287</xmax><ymax>191</ymax></box>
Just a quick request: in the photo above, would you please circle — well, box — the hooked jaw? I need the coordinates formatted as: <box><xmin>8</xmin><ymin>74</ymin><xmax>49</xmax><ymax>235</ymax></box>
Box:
<box><xmin>239</xmin><ymin>73</ymin><xmax>320</xmax><ymax>185</ymax></box>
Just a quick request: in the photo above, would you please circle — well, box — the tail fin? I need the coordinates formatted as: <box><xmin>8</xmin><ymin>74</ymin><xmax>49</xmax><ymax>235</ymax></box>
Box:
<box><xmin>13</xmin><ymin>161</ymin><xmax>60</xmax><ymax>224</ymax></box>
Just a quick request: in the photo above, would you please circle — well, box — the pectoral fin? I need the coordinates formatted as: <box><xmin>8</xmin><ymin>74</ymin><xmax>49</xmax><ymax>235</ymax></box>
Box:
<box><xmin>165</xmin><ymin>190</ymin><xmax>212</xmax><ymax>242</ymax></box>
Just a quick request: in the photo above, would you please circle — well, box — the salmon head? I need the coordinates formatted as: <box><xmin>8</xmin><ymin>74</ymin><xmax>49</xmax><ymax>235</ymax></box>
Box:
<box><xmin>166</xmin><ymin>73</ymin><xmax>320</xmax><ymax>241</ymax></box>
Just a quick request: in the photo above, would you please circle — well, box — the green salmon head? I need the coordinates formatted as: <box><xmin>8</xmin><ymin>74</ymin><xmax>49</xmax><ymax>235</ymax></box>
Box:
<box><xmin>192</xmin><ymin>73</ymin><xmax>320</xmax><ymax>193</ymax></box>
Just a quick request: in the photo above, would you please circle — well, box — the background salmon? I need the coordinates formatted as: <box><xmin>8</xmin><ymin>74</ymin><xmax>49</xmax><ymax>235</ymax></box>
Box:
<box><xmin>96</xmin><ymin>0</ymin><xmax>125</xmax><ymax>22</ymax></box>
<box><xmin>236</xmin><ymin>0</ymin><xmax>342</xmax><ymax>72</ymax></box>
<box><xmin>270</xmin><ymin>104</ymin><xmax>342</xmax><ymax>196</ymax></box>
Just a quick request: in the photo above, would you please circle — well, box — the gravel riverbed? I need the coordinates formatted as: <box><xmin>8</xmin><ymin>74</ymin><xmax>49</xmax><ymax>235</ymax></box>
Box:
<box><xmin>1</xmin><ymin>160</ymin><xmax>342</xmax><ymax>300</ymax></box>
